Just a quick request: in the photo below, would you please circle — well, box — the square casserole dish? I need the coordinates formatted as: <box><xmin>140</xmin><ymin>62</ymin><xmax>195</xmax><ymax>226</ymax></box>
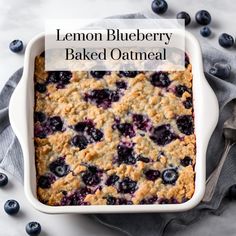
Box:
<box><xmin>9</xmin><ymin>31</ymin><xmax>219</xmax><ymax>213</ymax></box>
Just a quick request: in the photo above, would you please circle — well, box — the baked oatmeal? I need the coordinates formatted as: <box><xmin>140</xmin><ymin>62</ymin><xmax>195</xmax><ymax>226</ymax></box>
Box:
<box><xmin>34</xmin><ymin>53</ymin><xmax>195</xmax><ymax>206</ymax></box>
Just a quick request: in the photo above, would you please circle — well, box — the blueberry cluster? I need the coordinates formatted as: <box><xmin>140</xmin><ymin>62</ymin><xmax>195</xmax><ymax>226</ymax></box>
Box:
<box><xmin>151</xmin><ymin>0</ymin><xmax>235</xmax><ymax>51</ymax></box>
<box><xmin>0</xmin><ymin>172</ymin><xmax>41</xmax><ymax>235</ymax></box>
<box><xmin>70</xmin><ymin>120</ymin><xmax>104</xmax><ymax>150</ymax></box>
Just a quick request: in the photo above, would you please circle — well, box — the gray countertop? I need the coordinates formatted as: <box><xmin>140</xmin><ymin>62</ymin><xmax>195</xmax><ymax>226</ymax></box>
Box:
<box><xmin>0</xmin><ymin>0</ymin><xmax>236</xmax><ymax>235</ymax></box>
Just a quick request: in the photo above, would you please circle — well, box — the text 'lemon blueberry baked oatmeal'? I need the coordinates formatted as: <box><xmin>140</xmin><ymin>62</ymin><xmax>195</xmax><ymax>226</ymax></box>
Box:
<box><xmin>34</xmin><ymin>53</ymin><xmax>195</xmax><ymax>206</ymax></box>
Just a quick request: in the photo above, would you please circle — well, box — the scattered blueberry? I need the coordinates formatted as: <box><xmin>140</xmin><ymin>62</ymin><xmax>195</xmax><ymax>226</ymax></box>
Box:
<box><xmin>25</xmin><ymin>222</ymin><xmax>41</xmax><ymax>236</ymax></box>
<box><xmin>49</xmin><ymin>157</ymin><xmax>70</xmax><ymax>177</ymax></box>
<box><xmin>229</xmin><ymin>185</ymin><xmax>236</xmax><ymax>199</ymax></box>
<box><xmin>180</xmin><ymin>156</ymin><xmax>192</xmax><ymax>166</ymax></box>
<box><xmin>116</xmin><ymin>81</ymin><xmax>127</xmax><ymax>89</ymax></box>
<box><xmin>35</xmin><ymin>83</ymin><xmax>46</xmax><ymax>93</ymax></box>
<box><xmin>200</xmin><ymin>26</ymin><xmax>211</xmax><ymax>37</ymax></box>
<box><xmin>38</xmin><ymin>174</ymin><xmax>55</xmax><ymax>189</ymax></box>
<box><xmin>209</xmin><ymin>62</ymin><xmax>231</xmax><ymax>79</ymax></box>
<box><xmin>61</xmin><ymin>187</ymin><xmax>91</xmax><ymax>205</ymax></box>
<box><xmin>73</xmin><ymin>120</ymin><xmax>93</xmax><ymax>132</ymax></box>
<box><xmin>106</xmin><ymin>196</ymin><xmax>117</xmax><ymax>205</ymax></box>
<box><xmin>106</xmin><ymin>175</ymin><xmax>120</xmax><ymax>186</ymax></box>
<box><xmin>34</xmin><ymin>112</ymin><xmax>46</xmax><ymax>123</ymax></box>
<box><xmin>218</xmin><ymin>33</ymin><xmax>235</xmax><ymax>48</ymax></box>
<box><xmin>81</xmin><ymin>166</ymin><xmax>100</xmax><ymax>186</ymax></box>
<box><xmin>158</xmin><ymin>198</ymin><xmax>170</xmax><ymax>204</ymax></box>
<box><xmin>183</xmin><ymin>97</ymin><xmax>193</xmax><ymax>109</ymax></box>
<box><xmin>48</xmin><ymin>116</ymin><xmax>63</xmax><ymax>132</ymax></box>
<box><xmin>85</xmin><ymin>89</ymin><xmax>120</xmax><ymax>108</ymax></box>
<box><xmin>117</xmin><ymin>198</ymin><xmax>133</xmax><ymax>205</ymax></box>
<box><xmin>119</xmin><ymin>70</ymin><xmax>138</xmax><ymax>78</ymax></box>
<box><xmin>0</xmin><ymin>173</ymin><xmax>8</xmax><ymax>187</ymax></box>
<box><xmin>117</xmin><ymin>144</ymin><xmax>136</xmax><ymax>165</ymax></box>
<box><xmin>150</xmin><ymin>124</ymin><xmax>177</xmax><ymax>146</ymax></box>
<box><xmin>88</xmin><ymin>128</ymin><xmax>104</xmax><ymax>142</ymax></box>
<box><xmin>132</xmin><ymin>114</ymin><xmax>150</xmax><ymax>131</ymax></box>
<box><xmin>176</xmin><ymin>11</ymin><xmax>191</xmax><ymax>26</ymax></box>
<box><xmin>71</xmin><ymin>134</ymin><xmax>88</xmax><ymax>149</ymax></box>
<box><xmin>162</xmin><ymin>169</ymin><xmax>179</xmax><ymax>184</ymax></box>
<box><xmin>140</xmin><ymin>196</ymin><xmax>157</xmax><ymax>204</ymax></box>
<box><xmin>118</xmin><ymin>177</ymin><xmax>137</xmax><ymax>194</ymax></box>
<box><xmin>116</xmin><ymin>123</ymin><xmax>135</xmax><ymax>138</ymax></box>
<box><xmin>150</xmin><ymin>72</ymin><xmax>171</xmax><ymax>87</ymax></box>
<box><xmin>48</xmin><ymin>71</ymin><xmax>72</xmax><ymax>86</ymax></box>
<box><xmin>176</xmin><ymin>115</ymin><xmax>194</xmax><ymax>135</ymax></box>
<box><xmin>195</xmin><ymin>10</ymin><xmax>211</xmax><ymax>25</ymax></box>
<box><xmin>9</xmin><ymin>39</ymin><xmax>23</xmax><ymax>53</ymax></box>
<box><xmin>175</xmin><ymin>85</ymin><xmax>189</xmax><ymax>97</ymax></box>
<box><xmin>151</xmin><ymin>0</ymin><xmax>168</xmax><ymax>15</ymax></box>
<box><xmin>90</xmin><ymin>70</ymin><xmax>107</xmax><ymax>79</ymax></box>
<box><xmin>137</xmin><ymin>155</ymin><xmax>150</xmax><ymax>163</ymax></box>
<box><xmin>4</xmin><ymin>199</ymin><xmax>20</xmax><ymax>215</ymax></box>
<box><xmin>145</xmin><ymin>169</ymin><xmax>160</xmax><ymax>181</ymax></box>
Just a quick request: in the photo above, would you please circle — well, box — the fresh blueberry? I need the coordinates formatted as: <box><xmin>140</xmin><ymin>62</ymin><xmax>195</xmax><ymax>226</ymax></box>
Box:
<box><xmin>116</xmin><ymin>123</ymin><xmax>135</xmax><ymax>138</ymax></box>
<box><xmin>200</xmin><ymin>26</ymin><xmax>211</xmax><ymax>37</ymax></box>
<box><xmin>38</xmin><ymin>174</ymin><xmax>55</xmax><ymax>189</ymax></box>
<box><xmin>137</xmin><ymin>155</ymin><xmax>150</xmax><ymax>163</ymax></box>
<box><xmin>0</xmin><ymin>173</ymin><xmax>8</xmax><ymax>187</ymax></box>
<box><xmin>48</xmin><ymin>116</ymin><xmax>63</xmax><ymax>132</ymax></box>
<box><xmin>90</xmin><ymin>71</ymin><xmax>107</xmax><ymax>79</ymax></box>
<box><xmin>180</xmin><ymin>156</ymin><xmax>192</xmax><ymax>166</ymax></box>
<box><xmin>85</xmin><ymin>89</ymin><xmax>119</xmax><ymax>108</ymax></box>
<box><xmin>119</xmin><ymin>70</ymin><xmax>138</xmax><ymax>78</ymax></box>
<box><xmin>49</xmin><ymin>157</ymin><xmax>70</xmax><ymax>177</ymax></box>
<box><xmin>176</xmin><ymin>11</ymin><xmax>191</xmax><ymax>26</ymax></box>
<box><xmin>4</xmin><ymin>200</ymin><xmax>20</xmax><ymax>215</ymax></box>
<box><xmin>25</xmin><ymin>222</ymin><xmax>41</xmax><ymax>236</ymax></box>
<box><xmin>140</xmin><ymin>196</ymin><xmax>157</xmax><ymax>204</ymax></box>
<box><xmin>162</xmin><ymin>169</ymin><xmax>179</xmax><ymax>184</ymax></box>
<box><xmin>195</xmin><ymin>10</ymin><xmax>211</xmax><ymax>25</ymax></box>
<box><xmin>48</xmin><ymin>71</ymin><xmax>72</xmax><ymax>85</ymax></box>
<box><xmin>61</xmin><ymin>187</ymin><xmax>91</xmax><ymax>205</ymax></box>
<box><xmin>209</xmin><ymin>63</ymin><xmax>231</xmax><ymax>79</ymax></box>
<box><xmin>88</xmin><ymin>128</ymin><xmax>104</xmax><ymax>142</ymax></box>
<box><xmin>9</xmin><ymin>40</ymin><xmax>23</xmax><ymax>53</ymax></box>
<box><xmin>183</xmin><ymin>97</ymin><xmax>193</xmax><ymax>109</ymax></box>
<box><xmin>150</xmin><ymin>124</ymin><xmax>177</xmax><ymax>146</ymax></box>
<box><xmin>116</xmin><ymin>81</ymin><xmax>127</xmax><ymax>89</ymax></box>
<box><xmin>145</xmin><ymin>169</ymin><xmax>160</xmax><ymax>181</ymax></box>
<box><xmin>106</xmin><ymin>196</ymin><xmax>117</xmax><ymax>205</ymax></box>
<box><xmin>81</xmin><ymin>166</ymin><xmax>100</xmax><ymax>186</ymax></box>
<box><xmin>118</xmin><ymin>177</ymin><xmax>137</xmax><ymax>194</ymax></box>
<box><xmin>35</xmin><ymin>83</ymin><xmax>46</xmax><ymax>93</ymax></box>
<box><xmin>132</xmin><ymin>114</ymin><xmax>150</xmax><ymax>131</ymax></box>
<box><xmin>229</xmin><ymin>185</ymin><xmax>236</xmax><ymax>199</ymax></box>
<box><xmin>117</xmin><ymin>144</ymin><xmax>136</xmax><ymax>165</ymax></box>
<box><xmin>73</xmin><ymin>120</ymin><xmax>93</xmax><ymax>132</ymax></box>
<box><xmin>106</xmin><ymin>175</ymin><xmax>120</xmax><ymax>186</ymax></box>
<box><xmin>176</xmin><ymin>115</ymin><xmax>194</xmax><ymax>135</ymax></box>
<box><xmin>71</xmin><ymin>134</ymin><xmax>88</xmax><ymax>149</ymax></box>
<box><xmin>150</xmin><ymin>72</ymin><xmax>171</xmax><ymax>87</ymax></box>
<box><xmin>218</xmin><ymin>33</ymin><xmax>235</xmax><ymax>48</ymax></box>
<box><xmin>34</xmin><ymin>112</ymin><xmax>46</xmax><ymax>123</ymax></box>
<box><xmin>151</xmin><ymin>0</ymin><xmax>168</xmax><ymax>15</ymax></box>
<box><xmin>175</xmin><ymin>85</ymin><xmax>189</xmax><ymax>97</ymax></box>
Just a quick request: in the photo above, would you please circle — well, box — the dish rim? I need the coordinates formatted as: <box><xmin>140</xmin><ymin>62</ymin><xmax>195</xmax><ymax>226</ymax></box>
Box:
<box><xmin>9</xmin><ymin>31</ymin><xmax>219</xmax><ymax>214</ymax></box>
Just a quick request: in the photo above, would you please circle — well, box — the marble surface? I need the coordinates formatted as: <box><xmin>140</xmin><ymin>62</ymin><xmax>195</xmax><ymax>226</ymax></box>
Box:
<box><xmin>0</xmin><ymin>0</ymin><xmax>236</xmax><ymax>235</ymax></box>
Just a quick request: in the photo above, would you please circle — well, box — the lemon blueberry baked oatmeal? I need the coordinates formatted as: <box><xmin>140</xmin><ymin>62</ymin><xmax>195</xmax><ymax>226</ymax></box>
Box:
<box><xmin>34</xmin><ymin>53</ymin><xmax>195</xmax><ymax>206</ymax></box>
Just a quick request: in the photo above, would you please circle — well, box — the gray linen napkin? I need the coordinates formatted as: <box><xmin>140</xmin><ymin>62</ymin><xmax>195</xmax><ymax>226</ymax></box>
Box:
<box><xmin>1</xmin><ymin>21</ymin><xmax>236</xmax><ymax>236</ymax></box>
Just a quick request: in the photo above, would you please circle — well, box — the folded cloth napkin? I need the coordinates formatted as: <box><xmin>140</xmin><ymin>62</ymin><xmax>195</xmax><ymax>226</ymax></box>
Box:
<box><xmin>1</xmin><ymin>17</ymin><xmax>236</xmax><ymax>236</ymax></box>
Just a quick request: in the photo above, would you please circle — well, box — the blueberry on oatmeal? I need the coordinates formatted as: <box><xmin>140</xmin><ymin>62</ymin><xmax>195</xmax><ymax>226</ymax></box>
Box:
<box><xmin>175</xmin><ymin>85</ymin><xmax>189</xmax><ymax>97</ymax></box>
<box><xmin>73</xmin><ymin>120</ymin><xmax>94</xmax><ymax>132</ymax></box>
<box><xmin>48</xmin><ymin>116</ymin><xmax>63</xmax><ymax>132</ymax></box>
<box><xmin>90</xmin><ymin>70</ymin><xmax>107</xmax><ymax>79</ymax></box>
<box><xmin>49</xmin><ymin>157</ymin><xmax>70</xmax><ymax>177</ymax></box>
<box><xmin>48</xmin><ymin>71</ymin><xmax>72</xmax><ymax>86</ymax></box>
<box><xmin>35</xmin><ymin>83</ymin><xmax>46</xmax><ymax>93</ymax></box>
<box><xmin>106</xmin><ymin>196</ymin><xmax>117</xmax><ymax>205</ymax></box>
<box><xmin>38</xmin><ymin>174</ymin><xmax>55</xmax><ymax>189</ymax></box>
<box><xmin>144</xmin><ymin>169</ymin><xmax>160</xmax><ymax>181</ymax></box>
<box><xmin>106</xmin><ymin>174</ymin><xmax>120</xmax><ymax>186</ymax></box>
<box><xmin>150</xmin><ymin>124</ymin><xmax>177</xmax><ymax>146</ymax></box>
<box><xmin>176</xmin><ymin>115</ymin><xmax>194</xmax><ymax>135</ymax></box>
<box><xmin>34</xmin><ymin>112</ymin><xmax>46</xmax><ymax>123</ymax></box>
<box><xmin>81</xmin><ymin>166</ymin><xmax>101</xmax><ymax>186</ymax></box>
<box><xmin>118</xmin><ymin>177</ymin><xmax>137</xmax><ymax>194</ymax></box>
<box><xmin>87</xmin><ymin>128</ymin><xmax>104</xmax><ymax>142</ymax></box>
<box><xmin>162</xmin><ymin>169</ymin><xmax>179</xmax><ymax>184</ymax></box>
<box><xmin>180</xmin><ymin>156</ymin><xmax>192</xmax><ymax>166</ymax></box>
<box><xmin>117</xmin><ymin>144</ymin><xmax>136</xmax><ymax>165</ymax></box>
<box><xmin>119</xmin><ymin>70</ymin><xmax>138</xmax><ymax>78</ymax></box>
<box><xmin>116</xmin><ymin>123</ymin><xmax>135</xmax><ymax>138</ymax></box>
<box><xmin>71</xmin><ymin>134</ymin><xmax>88</xmax><ymax>149</ymax></box>
<box><xmin>150</xmin><ymin>72</ymin><xmax>171</xmax><ymax>87</ymax></box>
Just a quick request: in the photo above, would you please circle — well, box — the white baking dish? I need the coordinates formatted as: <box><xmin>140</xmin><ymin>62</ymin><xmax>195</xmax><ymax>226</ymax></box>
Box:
<box><xmin>9</xmin><ymin>31</ymin><xmax>219</xmax><ymax>214</ymax></box>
